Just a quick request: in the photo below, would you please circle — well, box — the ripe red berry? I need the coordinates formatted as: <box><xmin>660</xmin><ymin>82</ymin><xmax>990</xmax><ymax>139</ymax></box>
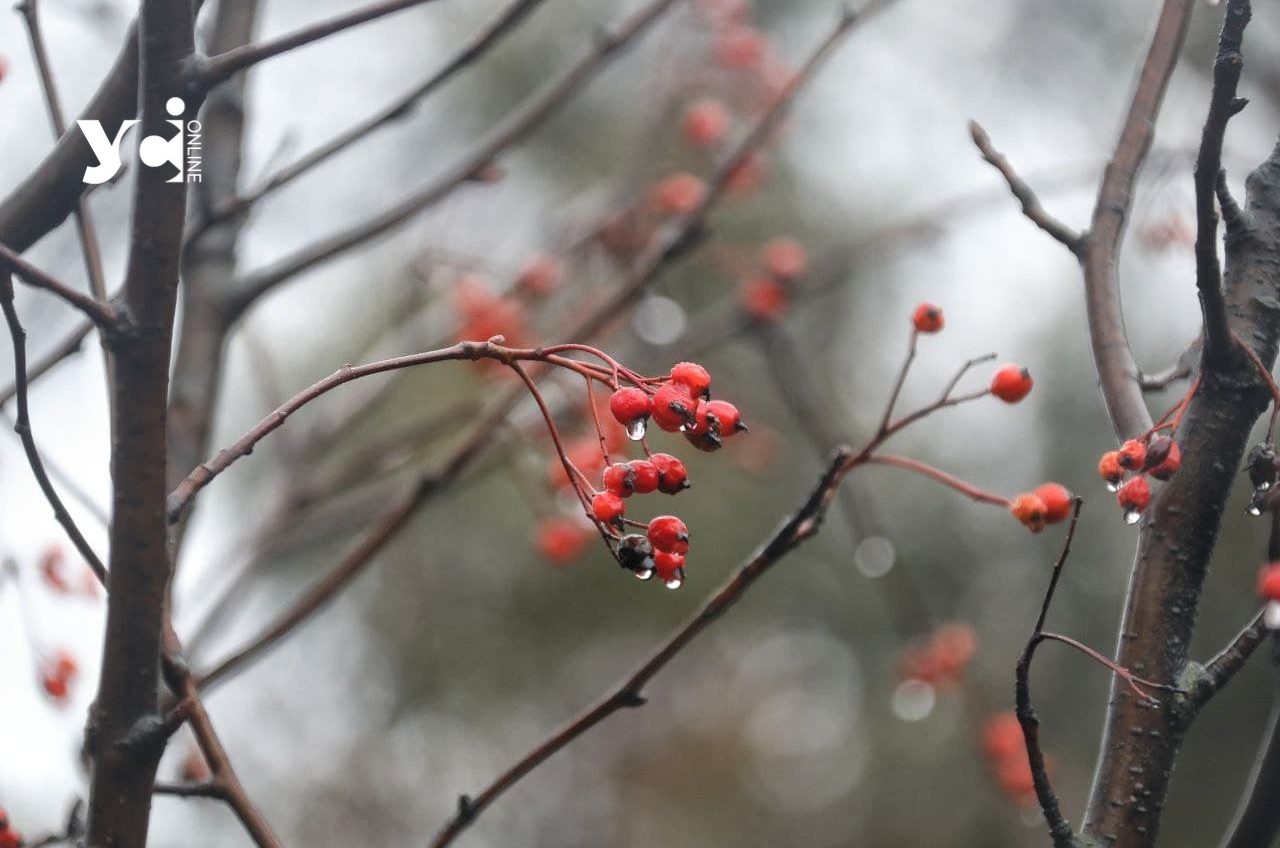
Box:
<box><xmin>996</xmin><ymin>756</ymin><xmax>1037</xmax><ymax>803</ymax></box>
<box><xmin>1098</xmin><ymin>450</ymin><xmax>1125</xmax><ymax>489</ymax></box>
<box><xmin>912</xmin><ymin>302</ymin><xmax>944</xmax><ymax>333</ymax></box>
<box><xmin>41</xmin><ymin>671</ymin><xmax>69</xmax><ymax>701</ymax></box>
<box><xmin>535</xmin><ymin>517</ymin><xmax>590</xmax><ymax>565</ymax></box>
<box><xmin>714</xmin><ymin>24</ymin><xmax>767</xmax><ymax>69</ymax></box>
<box><xmin>591</xmin><ymin>491</ymin><xmax>626</xmax><ymax>525</ymax></box>
<box><xmin>1117</xmin><ymin>438</ymin><xmax>1147</xmax><ymax>470</ymax></box>
<box><xmin>1117</xmin><ymin>476</ymin><xmax>1152</xmax><ymax>521</ymax></box>
<box><xmin>52</xmin><ymin>650</ymin><xmax>78</xmax><ymax>680</ymax></box>
<box><xmin>628</xmin><ymin>459</ymin><xmax>660</xmax><ymax>494</ymax></box>
<box><xmin>651</xmin><ymin>383</ymin><xmax>696</xmax><ymax>432</ymax></box>
<box><xmin>653</xmin><ymin>549</ymin><xmax>686</xmax><ymax>582</ymax></box>
<box><xmin>1033</xmin><ymin>483</ymin><xmax>1073</xmax><ymax>524</ymax></box>
<box><xmin>702</xmin><ymin>399</ymin><xmax>746</xmax><ymax>438</ymax></box>
<box><xmin>0</xmin><ymin>827</ymin><xmax>20</xmax><ymax>848</ymax></box>
<box><xmin>1009</xmin><ymin>493</ymin><xmax>1048</xmax><ymax>533</ymax></box>
<box><xmin>647</xmin><ymin>515</ymin><xmax>690</xmax><ymax>554</ymax></box>
<box><xmin>650</xmin><ymin>172</ymin><xmax>706</xmax><ymax>215</ymax></box>
<box><xmin>669</xmin><ymin>362</ymin><xmax>712</xmax><ymax>399</ymax></box>
<box><xmin>983</xmin><ymin>712</ymin><xmax>1024</xmax><ymax>761</ymax></box>
<box><xmin>650</xmin><ymin>453</ymin><xmax>690</xmax><ymax>494</ymax></box>
<box><xmin>740</xmin><ymin>276</ymin><xmax>789</xmax><ymax>322</ymax></box>
<box><xmin>762</xmin><ymin>237</ymin><xmax>807</xmax><ymax>281</ymax></box>
<box><xmin>681</xmin><ymin>98</ymin><xmax>731</xmax><ymax>148</ymax></box>
<box><xmin>602</xmin><ymin>463</ymin><xmax>637</xmax><ymax>497</ymax></box>
<box><xmin>1147</xmin><ymin>439</ymin><xmax>1181</xmax><ymax>481</ymax></box>
<box><xmin>990</xmin><ymin>364</ymin><xmax>1033</xmax><ymax>403</ymax></box>
<box><xmin>609</xmin><ymin>387</ymin><xmax>651</xmax><ymax>427</ymax></box>
<box><xmin>1258</xmin><ymin>563</ymin><xmax>1280</xmax><ymax>601</ymax></box>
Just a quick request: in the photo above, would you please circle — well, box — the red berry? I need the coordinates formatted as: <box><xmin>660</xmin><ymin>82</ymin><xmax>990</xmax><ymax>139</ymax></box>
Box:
<box><xmin>609</xmin><ymin>387</ymin><xmax>651</xmax><ymax>427</ymax></box>
<box><xmin>996</xmin><ymin>756</ymin><xmax>1037</xmax><ymax>803</ymax></box>
<box><xmin>628</xmin><ymin>460</ymin><xmax>660</xmax><ymax>494</ymax></box>
<box><xmin>0</xmin><ymin>828</ymin><xmax>20</xmax><ymax>848</ymax></box>
<box><xmin>912</xmin><ymin>302</ymin><xmax>944</xmax><ymax>333</ymax></box>
<box><xmin>602</xmin><ymin>463</ymin><xmax>637</xmax><ymax>497</ymax></box>
<box><xmin>536</xmin><ymin>517</ymin><xmax>590</xmax><ymax>565</ymax></box>
<box><xmin>714</xmin><ymin>24</ymin><xmax>767</xmax><ymax>69</ymax></box>
<box><xmin>1147</xmin><ymin>440</ymin><xmax>1181</xmax><ymax>481</ymax></box>
<box><xmin>669</xmin><ymin>362</ymin><xmax>712</xmax><ymax>399</ymax></box>
<box><xmin>1009</xmin><ymin>493</ymin><xmax>1048</xmax><ymax>533</ymax></box>
<box><xmin>1258</xmin><ymin>563</ymin><xmax>1280</xmax><ymax>601</ymax></box>
<box><xmin>740</xmin><ymin>276</ymin><xmax>789</xmax><ymax>322</ymax></box>
<box><xmin>591</xmin><ymin>491</ymin><xmax>626</xmax><ymax>525</ymax></box>
<box><xmin>41</xmin><ymin>671</ymin><xmax>69</xmax><ymax>702</ymax></box>
<box><xmin>681</xmin><ymin>98</ymin><xmax>730</xmax><ymax>148</ymax></box>
<box><xmin>990</xmin><ymin>364</ymin><xmax>1033</xmax><ymax>403</ymax></box>
<box><xmin>650</xmin><ymin>453</ymin><xmax>689</xmax><ymax>494</ymax></box>
<box><xmin>650</xmin><ymin>172</ymin><xmax>706</xmax><ymax>215</ymax></box>
<box><xmin>702</xmin><ymin>399</ymin><xmax>746</xmax><ymax>438</ymax></box>
<box><xmin>983</xmin><ymin>712</ymin><xmax>1024</xmax><ymax>761</ymax></box>
<box><xmin>1117</xmin><ymin>438</ymin><xmax>1147</xmax><ymax>470</ymax></box>
<box><xmin>762</xmin><ymin>237</ymin><xmax>807</xmax><ymax>281</ymax></box>
<box><xmin>1117</xmin><ymin>476</ymin><xmax>1152</xmax><ymax>519</ymax></box>
<box><xmin>1033</xmin><ymin>483</ymin><xmax>1073</xmax><ymax>524</ymax></box>
<box><xmin>1098</xmin><ymin>450</ymin><xmax>1124</xmax><ymax>487</ymax></box>
<box><xmin>647</xmin><ymin>515</ymin><xmax>690</xmax><ymax>554</ymax></box>
<box><xmin>651</xmin><ymin>383</ymin><xmax>696</xmax><ymax>432</ymax></box>
<box><xmin>515</xmin><ymin>253</ymin><xmax>562</xmax><ymax>296</ymax></box>
<box><xmin>52</xmin><ymin>649</ymin><xmax>78</xmax><ymax>680</ymax></box>
<box><xmin>653</xmin><ymin>549</ymin><xmax>686</xmax><ymax>582</ymax></box>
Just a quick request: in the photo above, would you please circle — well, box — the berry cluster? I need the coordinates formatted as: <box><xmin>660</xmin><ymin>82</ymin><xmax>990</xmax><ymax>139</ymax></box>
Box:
<box><xmin>39</xmin><ymin>649</ymin><xmax>79</xmax><ymax>705</ymax></box>
<box><xmin>982</xmin><ymin>712</ymin><xmax>1046</xmax><ymax>806</ymax></box>
<box><xmin>739</xmin><ymin>237</ymin><xmax>808</xmax><ymax>323</ymax></box>
<box><xmin>1008</xmin><ymin>483</ymin><xmax>1073</xmax><ymax>534</ymax></box>
<box><xmin>1096</xmin><ymin>434</ymin><xmax>1182</xmax><ymax>524</ymax></box>
<box><xmin>0</xmin><ymin>808</ymin><xmax>21</xmax><ymax>848</ymax></box>
<box><xmin>898</xmin><ymin>622</ymin><xmax>977</xmax><ymax>691</ymax></box>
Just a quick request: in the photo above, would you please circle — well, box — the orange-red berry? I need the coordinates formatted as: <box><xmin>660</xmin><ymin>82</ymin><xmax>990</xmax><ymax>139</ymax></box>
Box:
<box><xmin>762</xmin><ymin>237</ymin><xmax>807</xmax><ymax>281</ymax></box>
<box><xmin>647</xmin><ymin>515</ymin><xmax>690</xmax><ymax>554</ymax></box>
<box><xmin>740</xmin><ymin>276</ymin><xmax>789</xmax><ymax>322</ymax></box>
<box><xmin>990</xmin><ymin>364</ymin><xmax>1033</xmax><ymax>403</ymax></box>
<box><xmin>536</xmin><ymin>517</ymin><xmax>590</xmax><ymax>565</ymax></box>
<box><xmin>1117</xmin><ymin>438</ymin><xmax>1147</xmax><ymax>470</ymax></box>
<box><xmin>650</xmin><ymin>453</ymin><xmax>689</xmax><ymax>494</ymax></box>
<box><xmin>1033</xmin><ymin>483</ymin><xmax>1073</xmax><ymax>524</ymax></box>
<box><xmin>1010</xmin><ymin>493</ymin><xmax>1048</xmax><ymax>533</ymax></box>
<box><xmin>912</xmin><ymin>302</ymin><xmax>944</xmax><ymax>333</ymax></box>
<box><xmin>983</xmin><ymin>712</ymin><xmax>1024</xmax><ymax>761</ymax></box>
<box><xmin>1259</xmin><ymin>563</ymin><xmax>1280</xmax><ymax>601</ymax></box>
<box><xmin>1098</xmin><ymin>450</ymin><xmax>1124</xmax><ymax>488</ymax></box>
<box><xmin>1117</xmin><ymin>476</ymin><xmax>1152</xmax><ymax>520</ymax></box>
<box><xmin>650</xmin><ymin>172</ymin><xmax>706</xmax><ymax>215</ymax></box>
<box><xmin>591</xmin><ymin>491</ymin><xmax>626</xmax><ymax>525</ymax></box>
<box><xmin>681</xmin><ymin>98</ymin><xmax>731</xmax><ymax>148</ymax></box>
<box><xmin>714</xmin><ymin>24</ymin><xmax>767</xmax><ymax>69</ymax></box>
<box><xmin>628</xmin><ymin>459</ymin><xmax>660</xmax><ymax>494</ymax></box>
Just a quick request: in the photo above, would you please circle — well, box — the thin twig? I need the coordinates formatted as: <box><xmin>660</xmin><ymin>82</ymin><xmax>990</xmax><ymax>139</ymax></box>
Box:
<box><xmin>0</xmin><ymin>243</ymin><xmax>117</xmax><ymax>328</ymax></box>
<box><xmin>969</xmin><ymin>121</ymin><xmax>1083</xmax><ymax>254</ymax></box>
<box><xmin>1190</xmin><ymin>608</ymin><xmax>1267</xmax><ymax>709</ymax></box>
<box><xmin>0</xmin><ymin>318</ymin><xmax>93</xmax><ymax>407</ymax></box>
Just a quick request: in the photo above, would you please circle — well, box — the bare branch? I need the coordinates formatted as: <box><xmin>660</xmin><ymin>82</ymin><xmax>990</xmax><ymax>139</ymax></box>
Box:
<box><xmin>0</xmin><ymin>318</ymin><xmax>93</xmax><ymax>407</ymax></box>
<box><xmin>0</xmin><ymin>243</ymin><xmax>117</xmax><ymax>328</ymax></box>
<box><xmin>969</xmin><ymin>121</ymin><xmax>1083</xmax><ymax>253</ymax></box>
<box><xmin>1190</xmin><ymin>609</ymin><xmax>1267</xmax><ymax>709</ymax></box>
<box><xmin>1194</xmin><ymin>0</ymin><xmax>1252</xmax><ymax>367</ymax></box>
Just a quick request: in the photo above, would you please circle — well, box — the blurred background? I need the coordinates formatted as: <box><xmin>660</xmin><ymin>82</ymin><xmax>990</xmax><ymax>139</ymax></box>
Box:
<box><xmin>1</xmin><ymin>0</ymin><xmax>1278</xmax><ymax>845</ymax></box>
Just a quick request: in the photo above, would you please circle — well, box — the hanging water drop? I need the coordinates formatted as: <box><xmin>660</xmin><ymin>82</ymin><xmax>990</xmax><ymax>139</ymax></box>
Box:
<box><xmin>1123</xmin><ymin>509</ymin><xmax>1142</xmax><ymax>525</ymax></box>
<box><xmin>1105</xmin><ymin>481</ymin><xmax>1120</xmax><ymax>493</ymax></box>
<box><xmin>664</xmin><ymin>569</ymin><xmax>685</xmax><ymax>590</ymax></box>
<box><xmin>1266</xmin><ymin>601</ymin><xmax>1280</xmax><ymax>630</ymax></box>
<box><xmin>626</xmin><ymin>418</ymin><xmax>647</xmax><ymax>441</ymax></box>
<box><xmin>1249</xmin><ymin>502</ymin><xmax>1264</xmax><ymax>517</ymax></box>
<box><xmin>1258</xmin><ymin>480</ymin><xmax>1273</xmax><ymax>493</ymax></box>
<box><xmin>633</xmin><ymin>564</ymin><xmax>655</xmax><ymax>581</ymax></box>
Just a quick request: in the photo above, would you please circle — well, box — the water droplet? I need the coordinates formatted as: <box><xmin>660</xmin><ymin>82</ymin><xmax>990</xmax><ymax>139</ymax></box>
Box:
<box><xmin>678</xmin><ymin>423</ymin><xmax>689</xmax><ymax>433</ymax></box>
<box><xmin>1258</xmin><ymin>481</ymin><xmax>1273</xmax><ymax>492</ymax></box>
<box><xmin>1249</xmin><ymin>503</ymin><xmax>1264</xmax><ymax>517</ymax></box>
<box><xmin>633</xmin><ymin>565</ymin><xmax>655</xmax><ymax>581</ymax></box>
<box><xmin>1123</xmin><ymin>509</ymin><xmax>1142</xmax><ymax>525</ymax></box>
<box><xmin>854</xmin><ymin>536</ymin><xmax>895</xmax><ymax>578</ymax></box>
<box><xmin>626</xmin><ymin>419</ymin><xmax>647</xmax><ymax>441</ymax></box>
<box><xmin>1265</xmin><ymin>602</ymin><xmax>1280</xmax><ymax>630</ymax></box>
<box><xmin>1105</xmin><ymin>481</ymin><xmax>1120</xmax><ymax>493</ymax></box>
<box><xmin>890</xmin><ymin>679</ymin><xmax>935</xmax><ymax>722</ymax></box>
<box><xmin>664</xmin><ymin>569</ymin><xmax>685</xmax><ymax>590</ymax></box>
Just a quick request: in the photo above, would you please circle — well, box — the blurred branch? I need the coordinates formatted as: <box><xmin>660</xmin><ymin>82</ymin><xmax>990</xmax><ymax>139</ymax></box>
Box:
<box><xmin>969</xmin><ymin>121</ymin><xmax>1083</xmax><ymax>254</ymax></box>
<box><xmin>0</xmin><ymin>318</ymin><xmax>92</xmax><ymax>407</ymax></box>
<box><xmin>196</xmin><ymin>0</ymin><xmax>549</xmax><ymax>234</ymax></box>
<box><xmin>192</xmin><ymin>0</ymin><xmax>448</xmax><ymax>91</ymax></box>
<box><xmin>1138</xmin><ymin>338</ymin><xmax>1200</xmax><ymax>391</ymax></box>
<box><xmin>1194</xmin><ymin>0</ymin><xmax>1251</xmax><ymax>368</ymax></box>
<box><xmin>0</xmin><ymin>244</ymin><xmax>117</xmax><ymax>328</ymax></box>
<box><xmin>1217</xmin><ymin>638</ymin><xmax>1280</xmax><ymax>848</ymax></box>
<box><xmin>226</xmin><ymin>0</ymin><xmax>685</xmax><ymax>319</ymax></box>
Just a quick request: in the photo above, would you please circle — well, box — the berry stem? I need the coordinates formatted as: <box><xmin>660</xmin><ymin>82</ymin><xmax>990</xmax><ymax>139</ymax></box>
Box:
<box><xmin>864</xmin><ymin>454</ymin><xmax>1010</xmax><ymax>506</ymax></box>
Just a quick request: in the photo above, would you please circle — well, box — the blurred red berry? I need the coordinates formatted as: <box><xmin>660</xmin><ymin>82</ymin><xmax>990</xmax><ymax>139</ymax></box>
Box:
<box><xmin>1259</xmin><ymin>563</ymin><xmax>1280</xmax><ymax>601</ymax></box>
<box><xmin>515</xmin><ymin>253</ymin><xmax>562</xmax><ymax>296</ymax></box>
<box><xmin>1098</xmin><ymin>450</ymin><xmax>1124</xmax><ymax>488</ymax></box>
<box><xmin>1010</xmin><ymin>493</ymin><xmax>1048</xmax><ymax>533</ymax></box>
<box><xmin>983</xmin><ymin>712</ymin><xmax>1025</xmax><ymax>761</ymax></box>
<box><xmin>714</xmin><ymin>24</ymin><xmax>767</xmax><ymax>69</ymax></box>
<box><xmin>682</xmin><ymin>98</ymin><xmax>731</xmax><ymax>148</ymax></box>
<box><xmin>740</xmin><ymin>276</ymin><xmax>788</xmax><ymax>322</ymax></box>
<box><xmin>724</xmin><ymin>151</ymin><xmax>767</xmax><ymax>195</ymax></box>
<box><xmin>762</xmin><ymin>237</ymin><xmax>807</xmax><ymax>281</ymax></box>
<box><xmin>536</xmin><ymin>517</ymin><xmax>591</xmax><ymax>565</ymax></box>
<box><xmin>650</xmin><ymin>172</ymin><xmax>706</xmax><ymax>215</ymax></box>
<box><xmin>912</xmin><ymin>302</ymin><xmax>944</xmax><ymax>333</ymax></box>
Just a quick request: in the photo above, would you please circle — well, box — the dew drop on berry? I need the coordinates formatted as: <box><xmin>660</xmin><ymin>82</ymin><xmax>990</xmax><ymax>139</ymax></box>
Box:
<box><xmin>1248</xmin><ymin>502</ymin><xmax>1264</xmax><ymax>517</ymax></box>
<box><xmin>890</xmin><ymin>679</ymin><xmax>935</xmax><ymax>722</ymax></box>
<box><xmin>1258</xmin><ymin>480</ymin><xmax>1273</xmax><ymax>492</ymax></box>
<box><xmin>633</xmin><ymin>564</ymin><xmax>655</xmax><ymax>581</ymax></box>
<box><xmin>1123</xmin><ymin>509</ymin><xmax>1142</xmax><ymax>525</ymax></box>
<box><xmin>1266</xmin><ymin>601</ymin><xmax>1280</xmax><ymax>630</ymax></box>
<box><xmin>664</xmin><ymin>570</ymin><xmax>685</xmax><ymax>590</ymax></box>
<box><xmin>1105</xmin><ymin>481</ymin><xmax>1121</xmax><ymax>493</ymax></box>
<box><xmin>626</xmin><ymin>419</ymin><xmax>647</xmax><ymax>441</ymax></box>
